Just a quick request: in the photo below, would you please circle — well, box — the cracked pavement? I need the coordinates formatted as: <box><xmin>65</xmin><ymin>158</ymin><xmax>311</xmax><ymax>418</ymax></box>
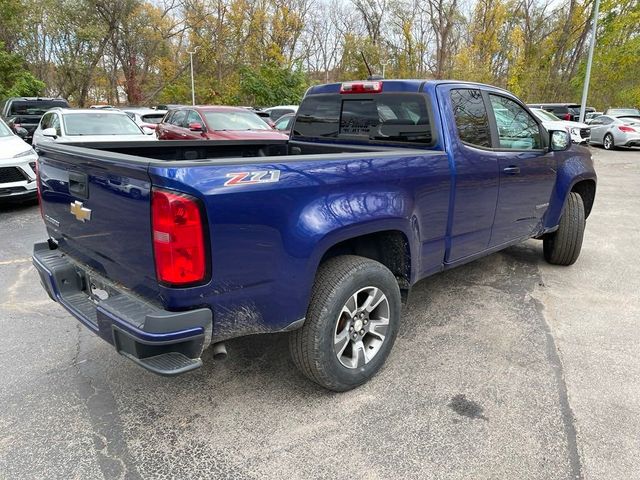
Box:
<box><xmin>0</xmin><ymin>147</ymin><xmax>638</xmax><ymax>479</ymax></box>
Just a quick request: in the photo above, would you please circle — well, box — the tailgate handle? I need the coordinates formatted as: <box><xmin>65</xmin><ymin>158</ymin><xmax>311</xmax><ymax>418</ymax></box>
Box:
<box><xmin>69</xmin><ymin>172</ymin><xmax>89</xmax><ymax>199</ymax></box>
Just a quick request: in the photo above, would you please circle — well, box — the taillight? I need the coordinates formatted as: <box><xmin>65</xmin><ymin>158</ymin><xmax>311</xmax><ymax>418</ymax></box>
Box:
<box><xmin>618</xmin><ymin>125</ymin><xmax>636</xmax><ymax>133</ymax></box>
<box><xmin>563</xmin><ymin>113</ymin><xmax>571</xmax><ymax>121</ymax></box>
<box><xmin>340</xmin><ymin>81</ymin><xmax>383</xmax><ymax>94</ymax></box>
<box><xmin>151</xmin><ymin>189</ymin><xmax>207</xmax><ymax>286</ymax></box>
<box><xmin>34</xmin><ymin>159</ymin><xmax>43</xmax><ymax>219</ymax></box>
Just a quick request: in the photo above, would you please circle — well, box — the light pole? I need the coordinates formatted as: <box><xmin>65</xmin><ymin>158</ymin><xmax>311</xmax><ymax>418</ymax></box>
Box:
<box><xmin>579</xmin><ymin>0</ymin><xmax>600</xmax><ymax>123</ymax></box>
<box><xmin>380</xmin><ymin>59</ymin><xmax>388</xmax><ymax>78</ymax></box>
<box><xmin>187</xmin><ymin>46</ymin><xmax>201</xmax><ymax>106</ymax></box>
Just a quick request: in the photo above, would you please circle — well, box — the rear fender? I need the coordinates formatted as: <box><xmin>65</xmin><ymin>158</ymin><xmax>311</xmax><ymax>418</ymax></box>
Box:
<box><xmin>298</xmin><ymin>188</ymin><xmax>418</xmax><ymax>297</ymax></box>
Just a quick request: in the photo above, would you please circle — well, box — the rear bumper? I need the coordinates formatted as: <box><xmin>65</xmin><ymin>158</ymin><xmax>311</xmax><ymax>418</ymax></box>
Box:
<box><xmin>33</xmin><ymin>241</ymin><xmax>212</xmax><ymax>375</ymax></box>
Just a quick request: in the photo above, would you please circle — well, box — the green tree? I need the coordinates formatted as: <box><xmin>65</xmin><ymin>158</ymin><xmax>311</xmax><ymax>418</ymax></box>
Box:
<box><xmin>239</xmin><ymin>62</ymin><xmax>309</xmax><ymax>106</ymax></box>
<box><xmin>0</xmin><ymin>43</ymin><xmax>45</xmax><ymax>97</ymax></box>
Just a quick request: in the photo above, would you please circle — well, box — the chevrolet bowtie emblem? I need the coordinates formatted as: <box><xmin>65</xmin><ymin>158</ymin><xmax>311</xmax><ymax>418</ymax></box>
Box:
<box><xmin>70</xmin><ymin>200</ymin><xmax>92</xmax><ymax>222</ymax></box>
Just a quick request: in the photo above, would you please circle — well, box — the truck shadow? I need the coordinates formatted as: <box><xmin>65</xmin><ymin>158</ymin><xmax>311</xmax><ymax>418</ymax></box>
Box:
<box><xmin>0</xmin><ymin>198</ymin><xmax>38</xmax><ymax>213</ymax></box>
<box><xmin>111</xmin><ymin>240</ymin><xmax>549</xmax><ymax>399</ymax></box>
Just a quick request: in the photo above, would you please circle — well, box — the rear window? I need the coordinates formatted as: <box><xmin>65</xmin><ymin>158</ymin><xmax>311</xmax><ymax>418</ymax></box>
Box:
<box><xmin>10</xmin><ymin>100</ymin><xmax>68</xmax><ymax>115</ymax></box>
<box><xmin>293</xmin><ymin>93</ymin><xmax>434</xmax><ymax>145</ymax></box>
<box><xmin>608</xmin><ymin>108</ymin><xmax>640</xmax><ymax>116</ymax></box>
<box><xmin>141</xmin><ymin>113</ymin><xmax>165</xmax><ymax>124</ymax></box>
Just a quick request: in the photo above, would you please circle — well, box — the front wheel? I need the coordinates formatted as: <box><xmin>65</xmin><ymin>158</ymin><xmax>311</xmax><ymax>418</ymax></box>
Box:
<box><xmin>289</xmin><ymin>255</ymin><xmax>401</xmax><ymax>391</ymax></box>
<box><xmin>543</xmin><ymin>192</ymin><xmax>585</xmax><ymax>265</ymax></box>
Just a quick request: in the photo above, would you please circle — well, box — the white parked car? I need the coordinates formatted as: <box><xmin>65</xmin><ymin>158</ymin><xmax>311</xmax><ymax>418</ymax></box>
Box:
<box><xmin>121</xmin><ymin>107</ymin><xmax>167</xmax><ymax>131</ymax></box>
<box><xmin>262</xmin><ymin>105</ymin><xmax>298</xmax><ymax>121</ymax></box>
<box><xmin>0</xmin><ymin>118</ymin><xmax>38</xmax><ymax>201</ymax></box>
<box><xmin>530</xmin><ymin>108</ymin><xmax>590</xmax><ymax>144</ymax></box>
<box><xmin>32</xmin><ymin>109</ymin><xmax>157</xmax><ymax>146</ymax></box>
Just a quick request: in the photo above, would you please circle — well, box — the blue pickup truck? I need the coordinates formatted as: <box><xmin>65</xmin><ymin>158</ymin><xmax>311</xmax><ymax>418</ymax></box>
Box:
<box><xmin>32</xmin><ymin>80</ymin><xmax>596</xmax><ymax>391</ymax></box>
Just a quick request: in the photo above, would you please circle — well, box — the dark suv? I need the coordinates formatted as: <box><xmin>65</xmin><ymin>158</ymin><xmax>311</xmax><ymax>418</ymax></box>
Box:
<box><xmin>0</xmin><ymin>97</ymin><xmax>70</xmax><ymax>143</ymax></box>
<box><xmin>527</xmin><ymin>103</ymin><xmax>594</xmax><ymax>122</ymax></box>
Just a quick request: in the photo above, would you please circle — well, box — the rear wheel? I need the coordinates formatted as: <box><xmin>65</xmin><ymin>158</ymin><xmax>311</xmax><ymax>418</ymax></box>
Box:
<box><xmin>543</xmin><ymin>192</ymin><xmax>585</xmax><ymax>266</ymax></box>
<box><xmin>603</xmin><ymin>133</ymin><xmax>614</xmax><ymax>150</ymax></box>
<box><xmin>289</xmin><ymin>255</ymin><xmax>401</xmax><ymax>391</ymax></box>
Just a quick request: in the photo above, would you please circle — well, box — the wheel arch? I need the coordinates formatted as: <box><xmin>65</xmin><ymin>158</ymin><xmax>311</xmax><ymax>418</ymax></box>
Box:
<box><xmin>571</xmin><ymin>179</ymin><xmax>596</xmax><ymax>219</ymax></box>
<box><xmin>318</xmin><ymin>229</ymin><xmax>413</xmax><ymax>301</ymax></box>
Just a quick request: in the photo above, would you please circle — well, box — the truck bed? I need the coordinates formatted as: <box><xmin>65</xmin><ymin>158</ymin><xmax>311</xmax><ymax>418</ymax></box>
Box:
<box><xmin>39</xmin><ymin>139</ymin><xmax>433</xmax><ymax>164</ymax></box>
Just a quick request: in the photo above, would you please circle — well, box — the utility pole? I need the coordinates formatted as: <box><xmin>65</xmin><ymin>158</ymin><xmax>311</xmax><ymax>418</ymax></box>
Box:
<box><xmin>579</xmin><ymin>0</ymin><xmax>600</xmax><ymax>123</ymax></box>
<box><xmin>187</xmin><ymin>46</ymin><xmax>201</xmax><ymax>106</ymax></box>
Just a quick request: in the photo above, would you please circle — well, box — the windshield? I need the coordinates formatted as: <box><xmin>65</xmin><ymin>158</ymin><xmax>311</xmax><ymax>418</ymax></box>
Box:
<box><xmin>0</xmin><ymin>120</ymin><xmax>13</xmax><ymax>137</ymax></box>
<box><xmin>63</xmin><ymin>113</ymin><xmax>143</xmax><ymax>136</ymax></box>
<box><xmin>203</xmin><ymin>110</ymin><xmax>270</xmax><ymax>131</ymax></box>
<box><xmin>533</xmin><ymin>109</ymin><xmax>561</xmax><ymax>122</ymax></box>
<box><xmin>10</xmin><ymin>100</ymin><xmax>68</xmax><ymax>116</ymax></box>
<box><xmin>608</xmin><ymin>108</ymin><xmax>640</xmax><ymax>116</ymax></box>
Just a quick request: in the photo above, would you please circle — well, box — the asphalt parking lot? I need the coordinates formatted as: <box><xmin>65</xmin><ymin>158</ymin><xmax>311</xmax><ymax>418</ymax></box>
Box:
<box><xmin>0</xmin><ymin>146</ymin><xmax>638</xmax><ymax>480</ymax></box>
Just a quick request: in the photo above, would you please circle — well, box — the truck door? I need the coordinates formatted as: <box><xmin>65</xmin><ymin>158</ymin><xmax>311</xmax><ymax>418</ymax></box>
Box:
<box><xmin>439</xmin><ymin>86</ymin><xmax>500</xmax><ymax>263</ymax></box>
<box><xmin>486</xmin><ymin>93</ymin><xmax>557</xmax><ymax>246</ymax></box>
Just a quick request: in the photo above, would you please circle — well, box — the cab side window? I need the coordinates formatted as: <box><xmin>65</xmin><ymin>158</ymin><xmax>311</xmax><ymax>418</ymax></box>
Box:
<box><xmin>50</xmin><ymin>114</ymin><xmax>61</xmax><ymax>136</ymax></box>
<box><xmin>450</xmin><ymin>89</ymin><xmax>492</xmax><ymax>148</ymax></box>
<box><xmin>489</xmin><ymin>94</ymin><xmax>542</xmax><ymax>149</ymax></box>
<box><xmin>40</xmin><ymin>113</ymin><xmax>52</xmax><ymax>130</ymax></box>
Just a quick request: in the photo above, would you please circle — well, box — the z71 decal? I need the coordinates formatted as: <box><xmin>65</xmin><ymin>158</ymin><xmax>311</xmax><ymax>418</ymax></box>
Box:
<box><xmin>224</xmin><ymin>170</ymin><xmax>281</xmax><ymax>186</ymax></box>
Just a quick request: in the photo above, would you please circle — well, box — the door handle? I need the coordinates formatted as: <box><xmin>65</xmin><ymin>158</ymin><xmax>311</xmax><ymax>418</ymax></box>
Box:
<box><xmin>503</xmin><ymin>166</ymin><xmax>520</xmax><ymax>175</ymax></box>
<box><xmin>69</xmin><ymin>171</ymin><xmax>89</xmax><ymax>198</ymax></box>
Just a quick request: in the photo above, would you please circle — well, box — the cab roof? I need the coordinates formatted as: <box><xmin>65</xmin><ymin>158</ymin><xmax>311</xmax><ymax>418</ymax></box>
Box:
<box><xmin>305</xmin><ymin>79</ymin><xmax>511</xmax><ymax>96</ymax></box>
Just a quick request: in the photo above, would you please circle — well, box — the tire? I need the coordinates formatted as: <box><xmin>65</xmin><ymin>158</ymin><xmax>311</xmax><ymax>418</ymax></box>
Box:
<box><xmin>289</xmin><ymin>255</ymin><xmax>401</xmax><ymax>391</ymax></box>
<box><xmin>543</xmin><ymin>192</ymin><xmax>585</xmax><ymax>266</ymax></box>
<box><xmin>603</xmin><ymin>133</ymin><xmax>614</xmax><ymax>150</ymax></box>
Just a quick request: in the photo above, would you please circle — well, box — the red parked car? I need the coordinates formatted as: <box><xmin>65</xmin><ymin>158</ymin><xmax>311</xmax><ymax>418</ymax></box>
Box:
<box><xmin>156</xmin><ymin>106</ymin><xmax>289</xmax><ymax>141</ymax></box>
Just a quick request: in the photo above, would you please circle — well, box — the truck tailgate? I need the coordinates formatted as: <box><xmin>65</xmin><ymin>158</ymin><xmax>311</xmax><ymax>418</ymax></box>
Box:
<box><xmin>36</xmin><ymin>144</ymin><xmax>159</xmax><ymax>300</ymax></box>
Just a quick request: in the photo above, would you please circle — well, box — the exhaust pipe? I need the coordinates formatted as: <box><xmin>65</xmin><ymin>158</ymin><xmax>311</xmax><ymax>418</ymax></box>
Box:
<box><xmin>212</xmin><ymin>342</ymin><xmax>227</xmax><ymax>360</ymax></box>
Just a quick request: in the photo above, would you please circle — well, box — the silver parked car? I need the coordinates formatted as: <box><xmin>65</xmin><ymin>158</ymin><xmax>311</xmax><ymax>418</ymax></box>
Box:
<box><xmin>588</xmin><ymin>115</ymin><xmax>640</xmax><ymax>150</ymax></box>
<box><xmin>603</xmin><ymin>108</ymin><xmax>640</xmax><ymax>118</ymax></box>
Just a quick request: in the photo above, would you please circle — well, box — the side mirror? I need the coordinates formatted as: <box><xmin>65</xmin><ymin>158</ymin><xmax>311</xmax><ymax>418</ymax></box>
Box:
<box><xmin>42</xmin><ymin>128</ymin><xmax>58</xmax><ymax>139</ymax></box>
<box><xmin>15</xmin><ymin>126</ymin><xmax>28</xmax><ymax>139</ymax></box>
<box><xmin>550</xmin><ymin>130</ymin><xmax>571</xmax><ymax>151</ymax></box>
<box><xmin>188</xmin><ymin>122</ymin><xmax>203</xmax><ymax>132</ymax></box>
<box><xmin>142</xmin><ymin>126</ymin><xmax>154</xmax><ymax>135</ymax></box>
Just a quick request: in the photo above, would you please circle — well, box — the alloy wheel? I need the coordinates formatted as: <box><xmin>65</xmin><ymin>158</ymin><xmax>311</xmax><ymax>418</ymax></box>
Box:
<box><xmin>333</xmin><ymin>286</ymin><xmax>390</xmax><ymax>369</ymax></box>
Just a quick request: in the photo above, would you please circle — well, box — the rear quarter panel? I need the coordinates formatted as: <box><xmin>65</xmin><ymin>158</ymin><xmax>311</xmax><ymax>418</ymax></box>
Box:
<box><xmin>149</xmin><ymin>149</ymin><xmax>450</xmax><ymax>341</ymax></box>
